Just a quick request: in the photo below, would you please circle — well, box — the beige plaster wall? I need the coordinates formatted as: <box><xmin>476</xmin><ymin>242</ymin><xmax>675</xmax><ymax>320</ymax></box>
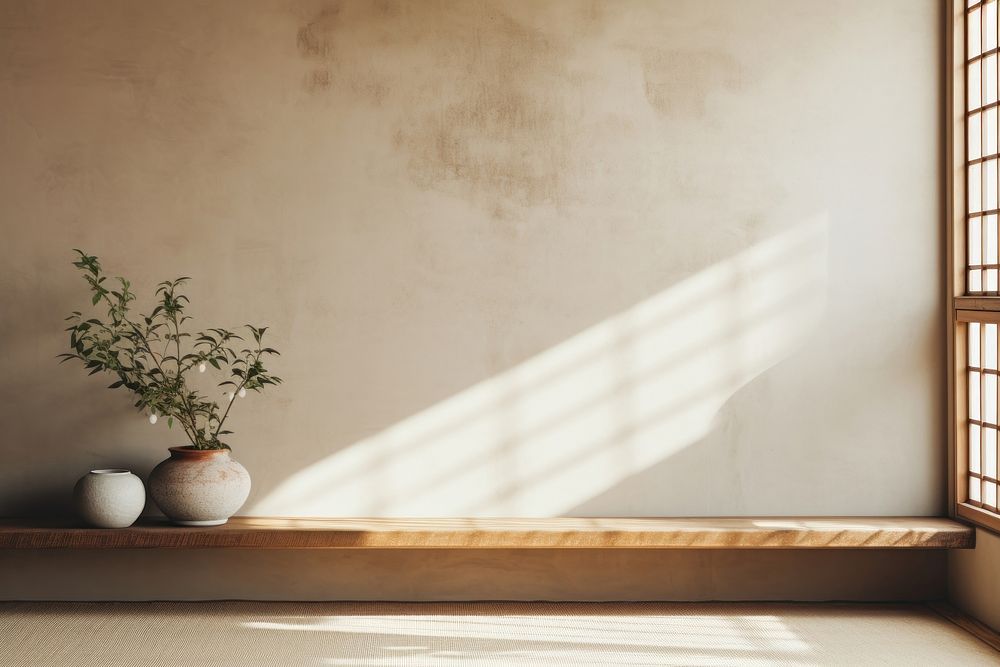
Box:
<box><xmin>0</xmin><ymin>0</ymin><xmax>942</xmax><ymax>520</ymax></box>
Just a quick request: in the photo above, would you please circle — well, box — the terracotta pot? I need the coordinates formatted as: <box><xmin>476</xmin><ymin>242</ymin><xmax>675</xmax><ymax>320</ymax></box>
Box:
<box><xmin>149</xmin><ymin>447</ymin><xmax>251</xmax><ymax>526</ymax></box>
<box><xmin>73</xmin><ymin>469</ymin><xmax>145</xmax><ymax>528</ymax></box>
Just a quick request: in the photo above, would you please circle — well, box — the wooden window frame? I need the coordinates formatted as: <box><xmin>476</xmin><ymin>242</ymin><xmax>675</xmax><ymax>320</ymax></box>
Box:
<box><xmin>952</xmin><ymin>0</ymin><xmax>1000</xmax><ymax>535</ymax></box>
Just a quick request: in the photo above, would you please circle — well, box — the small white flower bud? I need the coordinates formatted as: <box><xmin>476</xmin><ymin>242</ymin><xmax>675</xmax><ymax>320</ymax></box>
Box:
<box><xmin>198</xmin><ymin>363</ymin><xmax>206</xmax><ymax>373</ymax></box>
<box><xmin>238</xmin><ymin>388</ymin><xmax>247</xmax><ymax>398</ymax></box>
<box><xmin>228</xmin><ymin>392</ymin><xmax>235</xmax><ymax>403</ymax></box>
<box><xmin>148</xmin><ymin>413</ymin><xmax>158</xmax><ymax>425</ymax></box>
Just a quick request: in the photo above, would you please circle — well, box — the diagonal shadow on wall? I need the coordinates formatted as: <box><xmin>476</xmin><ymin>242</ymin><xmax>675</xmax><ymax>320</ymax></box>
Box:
<box><xmin>252</xmin><ymin>217</ymin><xmax>828</xmax><ymax>517</ymax></box>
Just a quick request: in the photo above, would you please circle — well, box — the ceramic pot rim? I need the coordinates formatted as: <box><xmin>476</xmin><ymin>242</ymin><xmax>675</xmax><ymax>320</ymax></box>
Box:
<box><xmin>168</xmin><ymin>446</ymin><xmax>231</xmax><ymax>459</ymax></box>
<box><xmin>89</xmin><ymin>468</ymin><xmax>131</xmax><ymax>475</ymax></box>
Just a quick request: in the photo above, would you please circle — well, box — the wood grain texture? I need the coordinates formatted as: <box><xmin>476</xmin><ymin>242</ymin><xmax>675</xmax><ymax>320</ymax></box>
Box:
<box><xmin>0</xmin><ymin>548</ymin><xmax>949</xmax><ymax>601</ymax></box>
<box><xmin>957</xmin><ymin>502</ymin><xmax>1000</xmax><ymax>535</ymax></box>
<box><xmin>0</xmin><ymin>517</ymin><xmax>975</xmax><ymax>550</ymax></box>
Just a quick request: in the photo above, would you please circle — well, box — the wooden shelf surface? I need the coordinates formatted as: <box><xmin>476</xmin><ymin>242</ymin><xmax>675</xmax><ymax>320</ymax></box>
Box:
<box><xmin>0</xmin><ymin>517</ymin><xmax>975</xmax><ymax>550</ymax></box>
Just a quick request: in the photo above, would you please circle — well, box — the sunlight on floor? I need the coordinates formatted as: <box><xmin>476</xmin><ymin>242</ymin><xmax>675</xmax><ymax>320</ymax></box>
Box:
<box><xmin>245</xmin><ymin>611</ymin><xmax>810</xmax><ymax>654</ymax></box>
<box><xmin>254</xmin><ymin>218</ymin><xmax>829</xmax><ymax>516</ymax></box>
<box><xmin>0</xmin><ymin>601</ymin><xmax>995</xmax><ymax>667</ymax></box>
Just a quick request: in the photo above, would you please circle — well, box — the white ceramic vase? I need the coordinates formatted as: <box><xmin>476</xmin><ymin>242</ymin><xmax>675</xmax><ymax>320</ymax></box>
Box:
<box><xmin>148</xmin><ymin>447</ymin><xmax>251</xmax><ymax>526</ymax></box>
<box><xmin>73</xmin><ymin>469</ymin><xmax>146</xmax><ymax>528</ymax></box>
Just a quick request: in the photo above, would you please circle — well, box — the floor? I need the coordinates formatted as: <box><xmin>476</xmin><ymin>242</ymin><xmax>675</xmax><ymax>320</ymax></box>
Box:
<box><xmin>0</xmin><ymin>602</ymin><xmax>997</xmax><ymax>666</ymax></box>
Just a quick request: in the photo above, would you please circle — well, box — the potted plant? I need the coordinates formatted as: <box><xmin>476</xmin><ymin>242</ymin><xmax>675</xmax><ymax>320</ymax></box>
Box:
<box><xmin>59</xmin><ymin>250</ymin><xmax>282</xmax><ymax>525</ymax></box>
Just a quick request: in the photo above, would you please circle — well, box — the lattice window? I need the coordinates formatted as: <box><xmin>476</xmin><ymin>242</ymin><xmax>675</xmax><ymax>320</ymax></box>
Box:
<box><xmin>969</xmin><ymin>0</ymin><xmax>1000</xmax><ymax>294</ymax></box>
<box><xmin>959</xmin><ymin>3</ymin><xmax>1000</xmax><ymax>528</ymax></box>
<box><xmin>967</xmin><ymin>320</ymin><xmax>1000</xmax><ymax>510</ymax></box>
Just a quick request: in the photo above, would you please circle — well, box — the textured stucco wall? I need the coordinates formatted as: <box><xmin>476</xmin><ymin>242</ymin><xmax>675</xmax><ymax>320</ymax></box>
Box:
<box><xmin>0</xmin><ymin>0</ymin><xmax>942</xmax><ymax>520</ymax></box>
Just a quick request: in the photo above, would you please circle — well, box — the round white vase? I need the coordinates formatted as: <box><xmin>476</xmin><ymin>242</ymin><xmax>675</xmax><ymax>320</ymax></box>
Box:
<box><xmin>73</xmin><ymin>469</ymin><xmax>146</xmax><ymax>528</ymax></box>
<box><xmin>148</xmin><ymin>447</ymin><xmax>251</xmax><ymax>526</ymax></box>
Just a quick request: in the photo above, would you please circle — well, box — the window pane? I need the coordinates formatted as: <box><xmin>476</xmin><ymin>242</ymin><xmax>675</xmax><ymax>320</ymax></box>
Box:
<box><xmin>971</xmin><ymin>59</ymin><xmax>983</xmax><ymax>111</ymax></box>
<box><xmin>972</xmin><ymin>423</ymin><xmax>982</xmax><ymax>474</ymax></box>
<box><xmin>988</xmin><ymin>215</ymin><xmax>999</xmax><ymax>266</ymax></box>
<box><xmin>987</xmin><ymin>1</ymin><xmax>998</xmax><ymax>52</ymax></box>
<box><xmin>986</xmin><ymin>426</ymin><xmax>998</xmax><ymax>480</ymax></box>
<box><xmin>971</xmin><ymin>269</ymin><xmax>984</xmax><ymax>293</ymax></box>
<box><xmin>987</xmin><ymin>162</ymin><xmax>999</xmax><ymax>212</ymax></box>
<box><xmin>971</xmin><ymin>322</ymin><xmax>982</xmax><ymax>368</ymax></box>
<box><xmin>971</xmin><ymin>370</ymin><xmax>982</xmax><ymax>421</ymax></box>
<box><xmin>986</xmin><ymin>54</ymin><xmax>997</xmax><ymax>106</ymax></box>
<box><xmin>972</xmin><ymin>216</ymin><xmax>984</xmax><ymax>266</ymax></box>
<box><xmin>972</xmin><ymin>111</ymin><xmax>984</xmax><ymax>161</ymax></box>
<box><xmin>971</xmin><ymin>163</ymin><xmax>983</xmax><ymax>213</ymax></box>
<box><xmin>986</xmin><ymin>323</ymin><xmax>997</xmax><ymax>369</ymax></box>
<box><xmin>971</xmin><ymin>7</ymin><xmax>983</xmax><ymax>59</ymax></box>
<box><xmin>986</xmin><ymin>106</ymin><xmax>997</xmax><ymax>155</ymax></box>
<box><xmin>984</xmin><ymin>374</ymin><xmax>996</xmax><ymax>424</ymax></box>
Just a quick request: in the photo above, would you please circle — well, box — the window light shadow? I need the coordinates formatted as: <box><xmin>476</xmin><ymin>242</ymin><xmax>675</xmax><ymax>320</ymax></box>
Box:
<box><xmin>244</xmin><ymin>610</ymin><xmax>813</xmax><ymax>666</ymax></box>
<box><xmin>252</xmin><ymin>216</ymin><xmax>828</xmax><ymax>516</ymax></box>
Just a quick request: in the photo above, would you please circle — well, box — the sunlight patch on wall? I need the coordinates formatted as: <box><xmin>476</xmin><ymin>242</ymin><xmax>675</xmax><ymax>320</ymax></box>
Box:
<box><xmin>253</xmin><ymin>217</ymin><xmax>828</xmax><ymax>516</ymax></box>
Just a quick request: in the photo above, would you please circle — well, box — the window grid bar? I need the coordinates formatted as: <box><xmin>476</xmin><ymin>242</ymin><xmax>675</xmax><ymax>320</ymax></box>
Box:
<box><xmin>968</xmin><ymin>150</ymin><xmax>1000</xmax><ymax>166</ymax></box>
<box><xmin>969</xmin><ymin>470</ymin><xmax>1000</xmax><ymax>484</ymax></box>
<box><xmin>967</xmin><ymin>99</ymin><xmax>1000</xmax><ymax>116</ymax></box>
<box><xmin>980</xmin><ymin>322</ymin><xmax>985</xmax><ymax>507</ymax></box>
<box><xmin>969</xmin><ymin>44</ymin><xmax>1000</xmax><ymax>65</ymax></box>
<box><xmin>967</xmin><ymin>497</ymin><xmax>1000</xmax><ymax>512</ymax></box>
<box><xmin>983</xmin><ymin>0</ymin><xmax>987</xmax><ymax>295</ymax></box>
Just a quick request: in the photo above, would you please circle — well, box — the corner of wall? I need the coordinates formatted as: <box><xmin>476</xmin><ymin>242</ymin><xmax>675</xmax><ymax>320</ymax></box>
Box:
<box><xmin>949</xmin><ymin>528</ymin><xmax>1000</xmax><ymax>632</ymax></box>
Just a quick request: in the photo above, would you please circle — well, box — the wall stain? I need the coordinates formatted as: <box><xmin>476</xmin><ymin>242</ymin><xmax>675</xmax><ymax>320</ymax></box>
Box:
<box><xmin>297</xmin><ymin>4</ymin><xmax>340</xmax><ymax>60</ymax></box>
<box><xmin>370</xmin><ymin>0</ymin><xmax>401</xmax><ymax>18</ymax></box>
<box><xmin>402</xmin><ymin>6</ymin><xmax>579</xmax><ymax>209</ymax></box>
<box><xmin>86</xmin><ymin>58</ymin><xmax>146</xmax><ymax>83</ymax></box>
<box><xmin>348</xmin><ymin>74</ymin><xmax>388</xmax><ymax>106</ymax></box>
<box><xmin>292</xmin><ymin>2</ymin><xmax>592</xmax><ymax>211</ymax></box>
<box><xmin>638</xmin><ymin>48</ymin><xmax>743</xmax><ymax>118</ymax></box>
<box><xmin>305</xmin><ymin>68</ymin><xmax>332</xmax><ymax>92</ymax></box>
<box><xmin>291</xmin><ymin>2</ymin><xmax>741</xmax><ymax>212</ymax></box>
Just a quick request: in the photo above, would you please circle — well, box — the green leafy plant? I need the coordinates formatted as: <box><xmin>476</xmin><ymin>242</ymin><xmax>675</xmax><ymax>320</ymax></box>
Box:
<box><xmin>59</xmin><ymin>250</ymin><xmax>282</xmax><ymax>450</ymax></box>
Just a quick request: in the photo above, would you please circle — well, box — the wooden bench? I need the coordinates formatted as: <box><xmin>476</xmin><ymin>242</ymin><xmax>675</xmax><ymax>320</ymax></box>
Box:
<box><xmin>0</xmin><ymin>517</ymin><xmax>975</xmax><ymax>549</ymax></box>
